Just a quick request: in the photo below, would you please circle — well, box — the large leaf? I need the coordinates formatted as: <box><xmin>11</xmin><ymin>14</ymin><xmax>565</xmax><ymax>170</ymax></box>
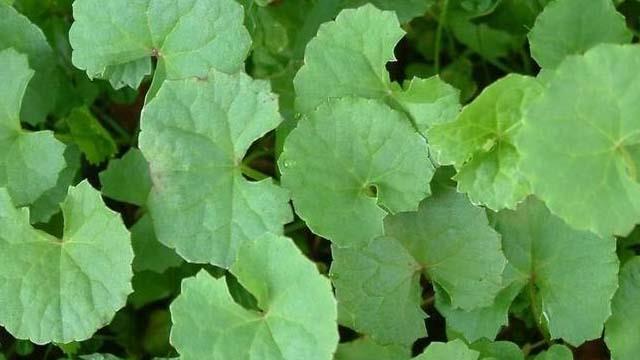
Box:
<box><xmin>294</xmin><ymin>5</ymin><xmax>460</xmax><ymax>136</ymax></box>
<box><xmin>0</xmin><ymin>4</ymin><xmax>59</xmax><ymax>124</ymax></box>
<box><xmin>280</xmin><ymin>97</ymin><xmax>432</xmax><ymax>247</ymax></box>
<box><xmin>428</xmin><ymin>74</ymin><xmax>543</xmax><ymax>210</ymax></box>
<box><xmin>493</xmin><ymin>197</ymin><xmax>619</xmax><ymax>345</ymax></box>
<box><xmin>139</xmin><ymin>70</ymin><xmax>292</xmax><ymax>267</ymax></box>
<box><xmin>69</xmin><ymin>0</ymin><xmax>251</xmax><ymax>90</ymax></box>
<box><xmin>605</xmin><ymin>256</ymin><xmax>640</xmax><ymax>359</ymax></box>
<box><xmin>0</xmin><ymin>48</ymin><xmax>65</xmax><ymax>207</ymax></box>
<box><xmin>330</xmin><ymin>186</ymin><xmax>506</xmax><ymax>345</ymax></box>
<box><xmin>528</xmin><ymin>0</ymin><xmax>632</xmax><ymax>68</ymax></box>
<box><xmin>170</xmin><ymin>235</ymin><xmax>338</xmax><ymax>360</ymax></box>
<box><xmin>0</xmin><ymin>181</ymin><xmax>133</xmax><ymax>344</ymax></box>
<box><xmin>517</xmin><ymin>44</ymin><xmax>640</xmax><ymax>237</ymax></box>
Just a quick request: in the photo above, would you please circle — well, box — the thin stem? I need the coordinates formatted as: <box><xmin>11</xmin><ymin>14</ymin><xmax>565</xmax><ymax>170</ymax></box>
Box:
<box><xmin>522</xmin><ymin>339</ymin><xmax>547</xmax><ymax>356</ymax></box>
<box><xmin>91</xmin><ymin>106</ymin><xmax>133</xmax><ymax>144</ymax></box>
<box><xmin>520</xmin><ymin>48</ymin><xmax>532</xmax><ymax>74</ymax></box>
<box><xmin>528</xmin><ymin>281</ymin><xmax>550</xmax><ymax>342</ymax></box>
<box><xmin>285</xmin><ymin>219</ymin><xmax>308</xmax><ymax>234</ymax></box>
<box><xmin>241</xmin><ymin>165</ymin><xmax>270</xmax><ymax>181</ymax></box>
<box><xmin>434</xmin><ymin>0</ymin><xmax>450</xmax><ymax>74</ymax></box>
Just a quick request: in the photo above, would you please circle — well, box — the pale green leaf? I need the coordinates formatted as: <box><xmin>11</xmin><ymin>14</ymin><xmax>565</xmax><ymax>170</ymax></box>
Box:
<box><xmin>533</xmin><ymin>345</ymin><xmax>573</xmax><ymax>360</ymax></box>
<box><xmin>0</xmin><ymin>4</ymin><xmax>59</xmax><ymax>125</ymax></box>
<box><xmin>99</xmin><ymin>148</ymin><xmax>152</xmax><ymax>206</ymax></box>
<box><xmin>469</xmin><ymin>340</ymin><xmax>523</xmax><ymax>360</ymax></box>
<box><xmin>66</xmin><ymin>107</ymin><xmax>117</xmax><ymax>165</ymax></box>
<box><xmin>517</xmin><ymin>44</ymin><xmax>640</xmax><ymax>237</ymax></box>
<box><xmin>0</xmin><ymin>48</ymin><xmax>66</xmax><ymax>207</ymax></box>
<box><xmin>413</xmin><ymin>339</ymin><xmax>479</xmax><ymax>360</ymax></box>
<box><xmin>493</xmin><ymin>197</ymin><xmax>619</xmax><ymax>345</ymax></box>
<box><xmin>428</xmin><ymin>74</ymin><xmax>543</xmax><ymax>210</ymax></box>
<box><xmin>29</xmin><ymin>145</ymin><xmax>82</xmax><ymax>224</ymax></box>
<box><xmin>131</xmin><ymin>215</ymin><xmax>183</xmax><ymax>273</ymax></box>
<box><xmin>334</xmin><ymin>338</ymin><xmax>411</xmax><ymax>360</ymax></box>
<box><xmin>435</xmin><ymin>265</ymin><xmax>523</xmax><ymax>342</ymax></box>
<box><xmin>294</xmin><ymin>5</ymin><xmax>460</xmax><ymax>135</ymax></box>
<box><xmin>605</xmin><ymin>257</ymin><xmax>640</xmax><ymax>359</ymax></box>
<box><xmin>528</xmin><ymin>0</ymin><xmax>632</xmax><ymax>69</ymax></box>
<box><xmin>170</xmin><ymin>235</ymin><xmax>338</xmax><ymax>360</ymax></box>
<box><xmin>280</xmin><ymin>97</ymin><xmax>432</xmax><ymax>247</ymax></box>
<box><xmin>139</xmin><ymin>70</ymin><xmax>292</xmax><ymax>267</ymax></box>
<box><xmin>385</xmin><ymin>186</ymin><xmax>506</xmax><ymax>311</ymax></box>
<box><xmin>341</xmin><ymin>0</ymin><xmax>434</xmax><ymax>23</ymax></box>
<box><xmin>0</xmin><ymin>181</ymin><xmax>133</xmax><ymax>344</ymax></box>
<box><xmin>69</xmin><ymin>0</ymin><xmax>251</xmax><ymax>89</ymax></box>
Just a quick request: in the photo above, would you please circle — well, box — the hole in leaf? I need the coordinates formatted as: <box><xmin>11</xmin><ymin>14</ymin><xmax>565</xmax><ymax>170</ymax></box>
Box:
<box><xmin>363</xmin><ymin>183</ymin><xmax>378</xmax><ymax>198</ymax></box>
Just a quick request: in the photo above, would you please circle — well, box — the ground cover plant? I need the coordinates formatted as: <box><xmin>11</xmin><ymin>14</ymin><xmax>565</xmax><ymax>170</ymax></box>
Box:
<box><xmin>0</xmin><ymin>0</ymin><xmax>639</xmax><ymax>359</ymax></box>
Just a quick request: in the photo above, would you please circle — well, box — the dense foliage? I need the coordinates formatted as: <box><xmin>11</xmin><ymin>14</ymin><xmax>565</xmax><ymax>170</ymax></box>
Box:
<box><xmin>0</xmin><ymin>0</ymin><xmax>639</xmax><ymax>359</ymax></box>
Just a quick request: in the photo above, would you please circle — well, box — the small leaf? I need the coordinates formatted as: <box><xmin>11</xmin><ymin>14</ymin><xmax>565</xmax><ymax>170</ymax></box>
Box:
<box><xmin>533</xmin><ymin>345</ymin><xmax>573</xmax><ymax>360</ymax></box>
<box><xmin>99</xmin><ymin>148</ymin><xmax>152</xmax><ymax>206</ymax></box>
<box><xmin>428</xmin><ymin>74</ymin><xmax>543</xmax><ymax>210</ymax></box>
<box><xmin>66</xmin><ymin>107</ymin><xmax>117</xmax><ymax>165</ymax></box>
<box><xmin>413</xmin><ymin>339</ymin><xmax>479</xmax><ymax>360</ymax></box>
<box><xmin>131</xmin><ymin>215</ymin><xmax>183</xmax><ymax>273</ymax></box>
<box><xmin>294</xmin><ymin>5</ymin><xmax>460</xmax><ymax>135</ymax></box>
<box><xmin>0</xmin><ymin>4</ymin><xmax>60</xmax><ymax>124</ymax></box>
<box><xmin>170</xmin><ymin>235</ymin><xmax>339</xmax><ymax>360</ymax></box>
<box><xmin>0</xmin><ymin>181</ymin><xmax>133</xmax><ymax>344</ymax></box>
<box><xmin>280</xmin><ymin>97</ymin><xmax>432</xmax><ymax>247</ymax></box>
<box><xmin>605</xmin><ymin>256</ymin><xmax>640</xmax><ymax>359</ymax></box>
<box><xmin>0</xmin><ymin>48</ymin><xmax>66</xmax><ymax>207</ymax></box>
<box><xmin>528</xmin><ymin>0</ymin><xmax>632</xmax><ymax>68</ymax></box>
<box><xmin>139</xmin><ymin>70</ymin><xmax>292</xmax><ymax>267</ymax></box>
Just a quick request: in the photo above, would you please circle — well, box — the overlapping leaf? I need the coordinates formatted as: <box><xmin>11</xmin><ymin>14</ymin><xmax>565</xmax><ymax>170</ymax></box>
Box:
<box><xmin>334</xmin><ymin>338</ymin><xmax>411</xmax><ymax>360</ymax></box>
<box><xmin>428</xmin><ymin>74</ymin><xmax>543</xmax><ymax>210</ymax></box>
<box><xmin>294</xmin><ymin>5</ymin><xmax>460</xmax><ymax>136</ymax></box>
<box><xmin>605</xmin><ymin>257</ymin><xmax>640</xmax><ymax>359</ymax></box>
<box><xmin>528</xmin><ymin>0</ymin><xmax>631</xmax><ymax>69</ymax></box>
<box><xmin>139</xmin><ymin>70</ymin><xmax>291</xmax><ymax>267</ymax></box>
<box><xmin>330</xmin><ymin>186</ymin><xmax>505</xmax><ymax>345</ymax></box>
<box><xmin>99</xmin><ymin>148</ymin><xmax>152</xmax><ymax>206</ymax></box>
<box><xmin>170</xmin><ymin>235</ymin><xmax>338</xmax><ymax>360</ymax></box>
<box><xmin>69</xmin><ymin>0</ymin><xmax>251</xmax><ymax>90</ymax></box>
<box><xmin>0</xmin><ymin>4</ymin><xmax>60</xmax><ymax>124</ymax></box>
<box><xmin>413</xmin><ymin>339</ymin><xmax>479</xmax><ymax>360</ymax></box>
<box><xmin>493</xmin><ymin>197</ymin><xmax>619</xmax><ymax>345</ymax></box>
<box><xmin>0</xmin><ymin>181</ymin><xmax>133</xmax><ymax>344</ymax></box>
<box><xmin>517</xmin><ymin>44</ymin><xmax>640</xmax><ymax>237</ymax></box>
<box><xmin>280</xmin><ymin>98</ymin><xmax>432</xmax><ymax>247</ymax></box>
<box><xmin>0</xmin><ymin>48</ymin><xmax>66</xmax><ymax>207</ymax></box>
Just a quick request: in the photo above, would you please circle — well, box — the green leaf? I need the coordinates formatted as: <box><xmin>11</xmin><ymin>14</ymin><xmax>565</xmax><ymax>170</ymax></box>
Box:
<box><xmin>532</xmin><ymin>345</ymin><xmax>573</xmax><ymax>360</ymax></box>
<box><xmin>29</xmin><ymin>145</ymin><xmax>82</xmax><ymax>224</ymax></box>
<box><xmin>280</xmin><ymin>98</ymin><xmax>432</xmax><ymax>247</ymax></box>
<box><xmin>330</xmin><ymin>186</ymin><xmax>505</xmax><ymax>345</ymax></box>
<box><xmin>0</xmin><ymin>180</ymin><xmax>133</xmax><ymax>344</ymax></box>
<box><xmin>605</xmin><ymin>256</ymin><xmax>640</xmax><ymax>359</ymax></box>
<box><xmin>131</xmin><ymin>215</ymin><xmax>183</xmax><ymax>273</ymax></box>
<box><xmin>469</xmin><ymin>340</ymin><xmax>523</xmax><ymax>360</ymax></box>
<box><xmin>493</xmin><ymin>197</ymin><xmax>619</xmax><ymax>345</ymax></box>
<box><xmin>79</xmin><ymin>355</ymin><xmax>122</xmax><ymax>360</ymax></box>
<box><xmin>334</xmin><ymin>338</ymin><xmax>411</xmax><ymax>360</ymax></box>
<box><xmin>69</xmin><ymin>0</ymin><xmax>251</xmax><ymax>90</ymax></box>
<box><xmin>341</xmin><ymin>0</ymin><xmax>434</xmax><ymax>23</ymax></box>
<box><xmin>330</xmin><ymin>237</ymin><xmax>426</xmax><ymax>345</ymax></box>
<box><xmin>448</xmin><ymin>15</ymin><xmax>521</xmax><ymax>61</ymax></box>
<box><xmin>516</xmin><ymin>44</ymin><xmax>640</xmax><ymax>237</ymax></box>
<box><xmin>99</xmin><ymin>148</ymin><xmax>152</xmax><ymax>206</ymax></box>
<box><xmin>0</xmin><ymin>4</ymin><xmax>60</xmax><ymax>125</ymax></box>
<box><xmin>435</xmin><ymin>265</ymin><xmax>523</xmax><ymax>342</ymax></box>
<box><xmin>170</xmin><ymin>235</ymin><xmax>339</xmax><ymax>360</ymax></box>
<box><xmin>428</xmin><ymin>74</ymin><xmax>543</xmax><ymax>210</ymax></box>
<box><xmin>139</xmin><ymin>70</ymin><xmax>292</xmax><ymax>267</ymax></box>
<box><xmin>0</xmin><ymin>48</ymin><xmax>66</xmax><ymax>207</ymax></box>
<box><xmin>294</xmin><ymin>5</ymin><xmax>460</xmax><ymax>136</ymax></box>
<box><xmin>66</xmin><ymin>107</ymin><xmax>117</xmax><ymax>165</ymax></box>
<box><xmin>528</xmin><ymin>0</ymin><xmax>632</xmax><ymax>69</ymax></box>
<box><xmin>413</xmin><ymin>339</ymin><xmax>479</xmax><ymax>360</ymax></box>
<box><xmin>384</xmin><ymin>186</ymin><xmax>506</xmax><ymax>311</ymax></box>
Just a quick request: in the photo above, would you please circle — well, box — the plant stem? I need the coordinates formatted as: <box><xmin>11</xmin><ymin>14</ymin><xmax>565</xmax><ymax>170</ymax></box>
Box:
<box><xmin>434</xmin><ymin>0</ymin><xmax>450</xmax><ymax>74</ymax></box>
<box><xmin>241</xmin><ymin>165</ymin><xmax>270</xmax><ymax>181</ymax></box>
<box><xmin>285</xmin><ymin>219</ymin><xmax>308</xmax><ymax>234</ymax></box>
